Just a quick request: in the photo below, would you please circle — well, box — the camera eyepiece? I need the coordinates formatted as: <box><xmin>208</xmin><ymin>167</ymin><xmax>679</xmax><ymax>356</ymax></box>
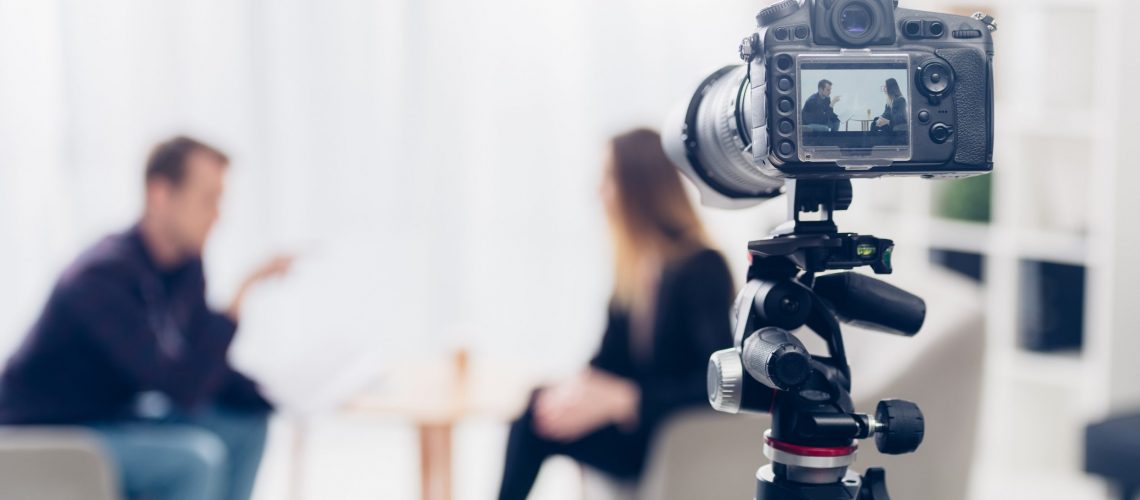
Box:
<box><xmin>839</xmin><ymin>3</ymin><xmax>873</xmax><ymax>35</ymax></box>
<box><xmin>829</xmin><ymin>0</ymin><xmax>884</xmax><ymax>46</ymax></box>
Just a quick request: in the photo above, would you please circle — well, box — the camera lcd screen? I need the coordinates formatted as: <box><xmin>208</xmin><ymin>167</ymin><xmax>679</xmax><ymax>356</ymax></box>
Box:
<box><xmin>796</xmin><ymin>55</ymin><xmax>911</xmax><ymax>163</ymax></box>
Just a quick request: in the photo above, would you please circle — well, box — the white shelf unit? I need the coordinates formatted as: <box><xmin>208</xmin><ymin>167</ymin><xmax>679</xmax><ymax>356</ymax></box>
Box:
<box><xmin>847</xmin><ymin>0</ymin><xmax>1140</xmax><ymax>498</ymax></box>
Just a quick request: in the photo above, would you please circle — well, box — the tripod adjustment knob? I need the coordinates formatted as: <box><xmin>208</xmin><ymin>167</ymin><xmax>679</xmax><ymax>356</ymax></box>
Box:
<box><xmin>834</xmin><ymin>180</ymin><xmax>853</xmax><ymax>211</ymax></box>
<box><xmin>742</xmin><ymin>327</ymin><xmax>811</xmax><ymax>391</ymax></box>
<box><xmin>708</xmin><ymin>348</ymin><xmax>745</xmax><ymax>414</ymax></box>
<box><xmin>874</xmin><ymin>399</ymin><xmax>925</xmax><ymax>455</ymax></box>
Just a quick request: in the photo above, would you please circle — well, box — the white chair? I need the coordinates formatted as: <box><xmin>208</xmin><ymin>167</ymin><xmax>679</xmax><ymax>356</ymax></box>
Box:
<box><xmin>0</xmin><ymin>427</ymin><xmax>120</xmax><ymax>500</ymax></box>
<box><xmin>584</xmin><ymin>268</ymin><xmax>986</xmax><ymax>500</ymax></box>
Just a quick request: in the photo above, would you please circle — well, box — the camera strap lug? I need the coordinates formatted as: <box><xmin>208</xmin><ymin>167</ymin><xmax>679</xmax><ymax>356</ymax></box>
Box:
<box><xmin>972</xmin><ymin>12</ymin><xmax>997</xmax><ymax>32</ymax></box>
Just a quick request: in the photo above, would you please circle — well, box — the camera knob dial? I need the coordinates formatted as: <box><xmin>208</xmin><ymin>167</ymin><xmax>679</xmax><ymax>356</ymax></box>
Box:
<box><xmin>930</xmin><ymin>123</ymin><xmax>954</xmax><ymax>144</ymax></box>
<box><xmin>834</xmin><ymin>180</ymin><xmax>854</xmax><ymax>211</ymax></box>
<box><xmin>742</xmin><ymin>327</ymin><xmax>811</xmax><ymax>391</ymax></box>
<box><xmin>757</xmin><ymin>0</ymin><xmax>801</xmax><ymax>28</ymax></box>
<box><xmin>917</xmin><ymin>60</ymin><xmax>955</xmax><ymax>98</ymax></box>
<box><xmin>708</xmin><ymin>348</ymin><xmax>745</xmax><ymax>413</ymax></box>
<box><xmin>874</xmin><ymin>399</ymin><xmax>925</xmax><ymax>455</ymax></box>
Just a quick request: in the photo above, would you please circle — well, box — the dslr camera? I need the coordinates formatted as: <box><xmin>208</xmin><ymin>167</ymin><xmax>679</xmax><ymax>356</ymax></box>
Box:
<box><xmin>664</xmin><ymin>0</ymin><xmax>996</xmax><ymax>208</ymax></box>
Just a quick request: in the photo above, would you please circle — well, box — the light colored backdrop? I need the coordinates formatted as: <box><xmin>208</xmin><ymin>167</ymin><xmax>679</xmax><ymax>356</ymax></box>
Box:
<box><xmin>3</xmin><ymin>1</ymin><xmax>1138</xmax><ymax>499</ymax></box>
<box><xmin>0</xmin><ymin>0</ymin><xmax>779</xmax><ymax>413</ymax></box>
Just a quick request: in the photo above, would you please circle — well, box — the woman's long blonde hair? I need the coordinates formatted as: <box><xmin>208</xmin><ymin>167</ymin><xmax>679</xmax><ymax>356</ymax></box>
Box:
<box><xmin>605</xmin><ymin>128</ymin><xmax>709</xmax><ymax>308</ymax></box>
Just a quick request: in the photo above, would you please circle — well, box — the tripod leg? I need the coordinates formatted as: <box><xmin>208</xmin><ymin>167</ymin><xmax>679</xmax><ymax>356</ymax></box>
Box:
<box><xmin>858</xmin><ymin>468</ymin><xmax>890</xmax><ymax>500</ymax></box>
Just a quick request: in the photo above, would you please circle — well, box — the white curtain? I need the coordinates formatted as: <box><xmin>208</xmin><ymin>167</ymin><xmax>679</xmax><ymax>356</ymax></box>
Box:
<box><xmin>0</xmin><ymin>0</ymin><xmax>775</xmax><ymax>411</ymax></box>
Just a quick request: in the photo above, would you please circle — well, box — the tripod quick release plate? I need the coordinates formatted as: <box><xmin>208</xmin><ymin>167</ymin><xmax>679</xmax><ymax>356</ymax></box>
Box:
<box><xmin>748</xmin><ymin>232</ymin><xmax>895</xmax><ymax>274</ymax></box>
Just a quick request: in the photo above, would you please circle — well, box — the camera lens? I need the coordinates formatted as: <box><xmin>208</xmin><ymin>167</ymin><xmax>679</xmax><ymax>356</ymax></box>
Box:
<box><xmin>840</xmin><ymin>4</ymin><xmax>873</xmax><ymax>35</ymax></box>
<box><xmin>661</xmin><ymin>65</ymin><xmax>784</xmax><ymax>207</ymax></box>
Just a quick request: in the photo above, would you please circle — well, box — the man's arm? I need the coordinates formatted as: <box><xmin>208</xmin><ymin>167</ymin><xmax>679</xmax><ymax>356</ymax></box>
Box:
<box><xmin>802</xmin><ymin>95</ymin><xmax>823</xmax><ymax>125</ymax></box>
<box><xmin>216</xmin><ymin>367</ymin><xmax>274</xmax><ymax>411</ymax></box>
<box><xmin>825</xmin><ymin>96</ymin><xmax>840</xmax><ymax>121</ymax></box>
<box><xmin>226</xmin><ymin>255</ymin><xmax>293</xmax><ymax>321</ymax></box>
<box><xmin>63</xmin><ymin>266</ymin><xmax>235</xmax><ymax>410</ymax></box>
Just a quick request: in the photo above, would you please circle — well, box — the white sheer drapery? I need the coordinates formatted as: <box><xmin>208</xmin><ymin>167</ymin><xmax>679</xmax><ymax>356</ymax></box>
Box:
<box><xmin>0</xmin><ymin>0</ymin><xmax>773</xmax><ymax>410</ymax></box>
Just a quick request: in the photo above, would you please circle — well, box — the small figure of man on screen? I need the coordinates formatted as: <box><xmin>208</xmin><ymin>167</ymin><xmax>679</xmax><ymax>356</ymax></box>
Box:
<box><xmin>802</xmin><ymin>79</ymin><xmax>841</xmax><ymax>132</ymax></box>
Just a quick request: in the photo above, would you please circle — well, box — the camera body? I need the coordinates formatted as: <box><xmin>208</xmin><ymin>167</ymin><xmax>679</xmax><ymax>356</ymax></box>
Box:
<box><xmin>751</xmin><ymin>0</ymin><xmax>994</xmax><ymax>179</ymax></box>
<box><xmin>662</xmin><ymin>0</ymin><xmax>996</xmax><ymax>207</ymax></box>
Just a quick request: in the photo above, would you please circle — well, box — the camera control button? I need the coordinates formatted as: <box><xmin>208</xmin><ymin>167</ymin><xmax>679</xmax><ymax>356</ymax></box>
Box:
<box><xmin>917</xmin><ymin>61</ymin><xmax>954</xmax><ymax>96</ymax></box>
<box><xmin>953</xmin><ymin>29</ymin><xmax>983</xmax><ymax>39</ymax></box>
<box><xmin>775</xmin><ymin>54</ymin><xmax>794</xmax><ymax>71</ymax></box>
<box><xmin>903</xmin><ymin>20</ymin><xmax>923</xmax><ymax>38</ymax></box>
<box><xmin>774</xmin><ymin>27</ymin><xmax>790</xmax><ymax>40</ymax></box>
<box><xmin>777</xmin><ymin>76</ymin><xmax>794</xmax><ymax>92</ymax></box>
<box><xmin>777</xmin><ymin>140</ymin><xmax>796</xmax><ymax>157</ymax></box>
<box><xmin>918</xmin><ymin>110</ymin><xmax>930</xmax><ymax>123</ymax></box>
<box><xmin>930</xmin><ymin>123</ymin><xmax>954</xmax><ymax>144</ymax></box>
<box><xmin>794</xmin><ymin>25</ymin><xmax>809</xmax><ymax>40</ymax></box>
<box><xmin>778</xmin><ymin>97</ymin><xmax>795</xmax><ymax>114</ymax></box>
<box><xmin>778</xmin><ymin>119</ymin><xmax>795</xmax><ymax>135</ymax></box>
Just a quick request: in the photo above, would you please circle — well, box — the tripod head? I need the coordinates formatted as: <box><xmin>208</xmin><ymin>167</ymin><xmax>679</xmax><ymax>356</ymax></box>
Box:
<box><xmin>707</xmin><ymin>179</ymin><xmax>927</xmax><ymax>499</ymax></box>
<box><xmin>751</xmin><ymin>179</ymin><xmax>894</xmax><ymax>275</ymax></box>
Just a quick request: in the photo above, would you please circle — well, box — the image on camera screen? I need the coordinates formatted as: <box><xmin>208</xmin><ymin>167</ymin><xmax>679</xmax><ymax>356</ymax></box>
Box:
<box><xmin>797</xmin><ymin>58</ymin><xmax>911</xmax><ymax>161</ymax></box>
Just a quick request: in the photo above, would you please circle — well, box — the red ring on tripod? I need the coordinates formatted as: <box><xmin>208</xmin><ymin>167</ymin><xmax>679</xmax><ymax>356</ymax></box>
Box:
<box><xmin>766</xmin><ymin>436</ymin><xmax>857</xmax><ymax>457</ymax></box>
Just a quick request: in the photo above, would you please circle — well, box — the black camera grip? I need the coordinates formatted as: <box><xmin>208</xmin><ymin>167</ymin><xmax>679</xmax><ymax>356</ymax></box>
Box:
<box><xmin>936</xmin><ymin>48</ymin><xmax>989</xmax><ymax>166</ymax></box>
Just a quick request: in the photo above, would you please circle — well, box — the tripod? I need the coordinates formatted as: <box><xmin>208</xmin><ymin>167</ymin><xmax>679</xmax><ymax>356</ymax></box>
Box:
<box><xmin>707</xmin><ymin>179</ymin><xmax>928</xmax><ymax>500</ymax></box>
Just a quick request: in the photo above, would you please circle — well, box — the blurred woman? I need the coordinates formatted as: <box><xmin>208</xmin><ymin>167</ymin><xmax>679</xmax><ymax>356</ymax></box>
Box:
<box><xmin>496</xmin><ymin>128</ymin><xmax>734</xmax><ymax>500</ymax></box>
<box><xmin>873</xmin><ymin>77</ymin><xmax>908</xmax><ymax>132</ymax></box>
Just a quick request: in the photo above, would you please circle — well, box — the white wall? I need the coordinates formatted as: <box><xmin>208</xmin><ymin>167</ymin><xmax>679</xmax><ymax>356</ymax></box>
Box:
<box><xmin>0</xmin><ymin>0</ymin><xmax>776</xmax><ymax>413</ymax></box>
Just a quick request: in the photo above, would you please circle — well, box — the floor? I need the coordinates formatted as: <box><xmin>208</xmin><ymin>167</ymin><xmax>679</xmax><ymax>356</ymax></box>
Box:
<box><xmin>252</xmin><ymin>415</ymin><xmax>584</xmax><ymax>500</ymax></box>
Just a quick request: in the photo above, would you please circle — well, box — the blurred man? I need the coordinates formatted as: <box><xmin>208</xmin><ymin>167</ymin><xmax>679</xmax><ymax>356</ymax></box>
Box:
<box><xmin>0</xmin><ymin>137</ymin><xmax>290</xmax><ymax>500</ymax></box>
<box><xmin>802</xmin><ymin>79</ymin><xmax>842</xmax><ymax>132</ymax></box>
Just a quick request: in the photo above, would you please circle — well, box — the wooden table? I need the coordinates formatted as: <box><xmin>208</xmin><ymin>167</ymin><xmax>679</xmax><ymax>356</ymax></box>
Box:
<box><xmin>290</xmin><ymin>351</ymin><xmax>541</xmax><ymax>500</ymax></box>
<box><xmin>845</xmin><ymin>118</ymin><xmax>876</xmax><ymax>132</ymax></box>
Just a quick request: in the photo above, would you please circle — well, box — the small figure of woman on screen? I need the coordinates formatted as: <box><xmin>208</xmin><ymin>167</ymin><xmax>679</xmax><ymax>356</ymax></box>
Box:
<box><xmin>872</xmin><ymin>78</ymin><xmax>908</xmax><ymax>133</ymax></box>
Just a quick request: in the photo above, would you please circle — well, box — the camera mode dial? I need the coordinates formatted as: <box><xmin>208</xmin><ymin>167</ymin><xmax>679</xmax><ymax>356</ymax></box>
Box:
<box><xmin>757</xmin><ymin>0</ymin><xmax>801</xmax><ymax>28</ymax></box>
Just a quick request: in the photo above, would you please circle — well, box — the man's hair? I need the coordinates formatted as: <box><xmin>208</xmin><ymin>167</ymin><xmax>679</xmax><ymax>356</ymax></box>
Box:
<box><xmin>818</xmin><ymin>79</ymin><xmax>832</xmax><ymax>91</ymax></box>
<box><xmin>145</xmin><ymin>136</ymin><xmax>229</xmax><ymax>187</ymax></box>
